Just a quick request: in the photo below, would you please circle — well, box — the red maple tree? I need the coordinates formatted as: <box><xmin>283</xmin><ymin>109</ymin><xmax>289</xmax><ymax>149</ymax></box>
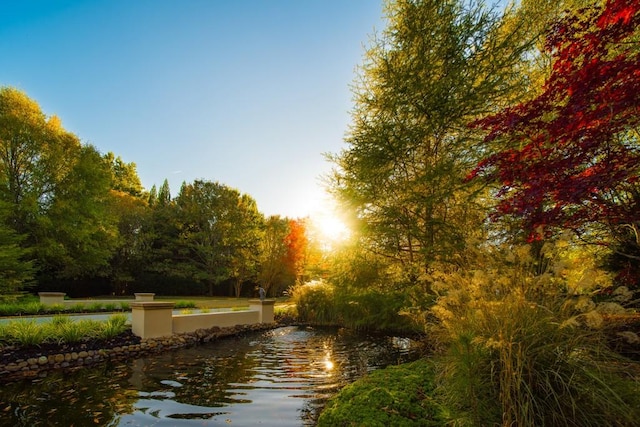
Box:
<box><xmin>469</xmin><ymin>0</ymin><xmax>640</xmax><ymax>246</ymax></box>
<box><xmin>283</xmin><ymin>219</ymin><xmax>308</xmax><ymax>282</ymax></box>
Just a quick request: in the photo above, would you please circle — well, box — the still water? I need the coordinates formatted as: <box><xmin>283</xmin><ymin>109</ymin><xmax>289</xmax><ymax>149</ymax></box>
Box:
<box><xmin>1</xmin><ymin>326</ymin><xmax>420</xmax><ymax>426</ymax></box>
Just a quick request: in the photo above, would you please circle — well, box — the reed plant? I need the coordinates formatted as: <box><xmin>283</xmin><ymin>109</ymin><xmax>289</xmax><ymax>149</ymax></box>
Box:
<box><xmin>430</xmin><ymin>244</ymin><xmax>640</xmax><ymax>426</ymax></box>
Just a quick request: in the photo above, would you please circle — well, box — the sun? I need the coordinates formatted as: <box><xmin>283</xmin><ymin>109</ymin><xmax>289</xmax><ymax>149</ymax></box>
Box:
<box><xmin>315</xmin><ymin>213</ymin><xmax>349</xmax><ymax>243</ymax></box>
<box><xmin>306</xmin><ymin>193</ymin><xmax>350</xmax><ymax>246</ymax></box>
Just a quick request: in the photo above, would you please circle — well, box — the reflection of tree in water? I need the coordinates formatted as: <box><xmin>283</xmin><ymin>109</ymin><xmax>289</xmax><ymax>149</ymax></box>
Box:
<box><xmin>1</xmin><ymin>363</ymin><xmax>138</xmax><ymax>426</ymax></box>
<box><xmin>127</xmin><ymin>337</ymin><xmax>261</xmax><ymax>408</ymax></box>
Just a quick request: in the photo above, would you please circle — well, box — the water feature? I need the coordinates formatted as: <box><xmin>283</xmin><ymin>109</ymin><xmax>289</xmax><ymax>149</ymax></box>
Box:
<box><xmin>0</xmin><ymin>325</ymin><xmax>421</xmax><ymax>426</ymax></box>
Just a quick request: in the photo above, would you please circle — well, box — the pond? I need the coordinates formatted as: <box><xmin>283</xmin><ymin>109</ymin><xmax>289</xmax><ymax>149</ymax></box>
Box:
<box><xmin>0</xmin><ymin>326</ymin><xmax>421</xmax><ymax>426</ymax></box>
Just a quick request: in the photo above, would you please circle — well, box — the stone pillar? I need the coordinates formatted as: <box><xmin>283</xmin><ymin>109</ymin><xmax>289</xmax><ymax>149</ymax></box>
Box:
<box><xmin>134</xmin><ymin>293</ymin><xmax>156</xmax><ymax>301</ymax></box>
<box><xmin>38</xmin><ymin>292</ymin><xmax>66</xmax><ymax>305</ymax></box>
<box><xmin>131</xmin><ymin>302</ymin><xmax>174</xmax><ymax>339</ymax></box>
<box><xmin>249</xmin><ymin>299</ymin><xmax>275</xmax><ymax>324</ymax></box>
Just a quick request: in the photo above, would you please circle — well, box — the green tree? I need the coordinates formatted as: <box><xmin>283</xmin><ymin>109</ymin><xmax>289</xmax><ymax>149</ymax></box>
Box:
<box><xmin>0</xmin><ymin>87</ymin><xmax>121</xmax><ymax>287</ymax></box>
<box><xmin>258</xmin><ymin>215</ymin><xmax>292</xmax><ymax>296</ymax></box>
<box><xmin>103</xmin><ymin>152</ymin><xmax>144</xmax><ymax>197</ymax></box>
<box><xmin>38</xmin><ymin>145</ymin><xmax>118</xmax><ymax>280</ymax></box>
<box><xmin>0</xmin><ymin>201</ymin><xmax>34</xmax><ymax>295</ymax></box>
<box><xmin>0</xmin><ymin>88</ymin><xmax>77</xmax><ymax>236</ymax></box>
<box><xmin>174</xmin><ymin>180</ymin><xmax>263</xmax><ymax>296</ymax></box>
<box><xmin>328</xmin><ymin>0</ymin><xmax>533</xmax><ymax>288</ymax></box>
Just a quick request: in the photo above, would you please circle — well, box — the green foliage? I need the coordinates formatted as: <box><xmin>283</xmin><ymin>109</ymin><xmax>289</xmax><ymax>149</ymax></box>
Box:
<box><xmin>67</xmin><ymin>303</ymin><xmax>86</xmax><ymax>313</ymax></box>
<box><xmin>0</xmin><ymin>314</ymin><xmax>129</xmax><ymax>347</ymax></box>
<box><xmin>48</xmin><ymin>319</ymin><xmax>97</xmax><ymax>344</ymax></box>
<box><xmin>291</xmin><ymin>281</ymin><xmax>338</xmax><ymax>325</ymax></box>
<box><xmin>430</xmin><ymin>244</ymin><xmax>640</xmax><ymax>426</ymax></box>
<box><xmin>328</xmin><ymin>0</ymin><xmax>534</xmax><ymax>277</ymax></box>
<box><xmin>292</xmin><ymin>276</ymin><xmax>424</xmax><ymax>333</ymax></box>
<box><xmin>0</xmin><ymin>202</ymin><xmax>34</xmax><ymax>295</ymax></box>
<box><xmin>335</xmin><ymin>289</ymin><xmax>418</xmax><ymax>333</ymax></box>
<box><xmin>173</xmin><ymin>300</ymin><xmax>197</xmax><ymax>309</ymax></box>
<box><xmin>87</xmin><ymin>302</ymin><xmax>104</xmax><ymax>312</ymax></box>
<box><xmin>102</xmin><ymin>302</ymin><xmax>117</xmax><ymax>311</ymax></box>
<box><xmin>97</xmin><ymin>314</ymin><xmax>128</xmax><ymax>339</ymax></box>
<box><xmin>4</xmin><ymin>320</ymin><xmax>46</xmax><ymax>346</ymax></box>
<box><xmin>318</xmin><ymin>359</ymin><xmax>443</xmax><ymax>426</ymax></box>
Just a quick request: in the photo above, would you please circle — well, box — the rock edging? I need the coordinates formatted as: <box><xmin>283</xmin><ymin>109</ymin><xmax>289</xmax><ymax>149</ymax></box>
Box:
<box><xmin>0</xmin><ymin>322</ymin><xmax>277</xmax><ymax>384</ymax></box>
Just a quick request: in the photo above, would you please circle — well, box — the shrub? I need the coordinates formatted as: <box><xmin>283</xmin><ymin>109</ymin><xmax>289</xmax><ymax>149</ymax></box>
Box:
<box><xmin>431</xmin><ymin>244</ymin><xmax>640</xmax><ymax>426</ymax></box>
<box><xmin>87</xmin><ymin>302</ymin><xmax>104</xmax><ymax>312</ymax></box>
<box><xmin>47</xmin><ymin>303</ymin><xmax>65</xmax><ymax>313</ymax></box>
<box><xmin>67</xmin><ymin>303</ymin><xmax>86</xmax><ymax>313</ymax></box>
<box><xmin>23</xmin><ymin>301</ymin><xmax>44</xmax><ymax>315</ymax></box>
<box><xmin>97</xmin><ymin>314</ymin><xmax>128</xmax><ymax>339</ymax></box>
<box><xmin>0</xmin><ymin>301</ymin><xmax>21</xmax><ymax>316</ymax></box>
<box><xmin>334</xmin><ymin>289</ymin><xmax>419</xmax><ymax>333</ymax></box>
<box><xmin>5</xmin><ymin>320</ymin><xmax>46</xmax><ymax>346</ymax></box>
<box><xmin>290</xmin><ymin>280</ymin><xmax>338</xmax><ymax>325</ymax></box>
<box><xmin>102</xmin><ymin>302</ymin><xmax>117</xmax><ymax>312</ymax></box>
<box><xmin>174</xmin><ymin>300</ymin><xmax>197</xmax><ymax>309</ymax></box>
<box><xmin>51</xmin><ymin>320</ymin><xmax>96</xmax><ymax>344</ymax></box>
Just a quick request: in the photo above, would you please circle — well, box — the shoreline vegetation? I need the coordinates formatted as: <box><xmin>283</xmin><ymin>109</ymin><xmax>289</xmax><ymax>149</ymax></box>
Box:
<box><xmin>1</xmin><ymin>295</ymin><xmax>639</xmax><ymax>425</ymax></box>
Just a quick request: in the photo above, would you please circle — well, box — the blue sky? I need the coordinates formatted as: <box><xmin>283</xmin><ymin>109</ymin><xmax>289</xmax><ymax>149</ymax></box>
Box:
<box><xmin>0</xmin><ymin>0</ymin><xmax>385</xmax><ymax>218</ymax></box>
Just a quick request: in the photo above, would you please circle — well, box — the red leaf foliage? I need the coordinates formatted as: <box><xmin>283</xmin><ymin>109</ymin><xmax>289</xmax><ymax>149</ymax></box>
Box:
<box><xmin>469</xmin><ymin>0</ymin><xmax>640</xmax><ymax>241</ymax></box>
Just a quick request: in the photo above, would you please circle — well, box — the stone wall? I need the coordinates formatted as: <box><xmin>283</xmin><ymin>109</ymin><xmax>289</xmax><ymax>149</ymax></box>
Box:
<box><xmin>0</xmin><ymin>323</ymin><xmax>277</xmax><ymax>384</ymax></box>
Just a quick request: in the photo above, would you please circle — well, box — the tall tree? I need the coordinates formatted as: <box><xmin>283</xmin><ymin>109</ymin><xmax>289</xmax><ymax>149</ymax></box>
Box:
<box><xmin>103</xmin><ymin>152</ymin><xmax>144</xmax><ymax>198</ymax></box>
<box><xmin>258</xmin><ymin>215</ymin><xmax>291</xmax><ymax>296</ymax></box>
<box><xmin>0</xmin><ymin>87</ymin><xmax>121</xmax><ymax>287</ymax></box>
<box><xmin>329</xmin><ymin>0</ymin><xmax>533</xmax><ymax>286</ymax></box>
<box><xmin>174</xmin><ymin>180</ymin><xmax>263</xmax><ymax>296</ymax></box>
<box><xmin>0</xmin><ymin>201</ymin><xmax>34</xmax><ymax>295</ymax></box>
<box><xmin>39</xmin><ymin>145</ymin><xmax>118</xmax><ymax>280</ymax></box>
<box><xmin>469</xmin><ymin>0</ymin><xmax>640</xmax><ymax>258</ymax></box>
<box><xmin>0</xmin><ymin>88</ymin><xmax>76</xmax><ymax>236</ymax></box>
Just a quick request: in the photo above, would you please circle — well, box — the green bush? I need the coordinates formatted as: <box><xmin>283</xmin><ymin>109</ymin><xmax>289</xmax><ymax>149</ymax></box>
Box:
<box><xmin>0</xmin><ymin>314</ymin><xmax>130</xmax><ymax>348</ymax></box>
<box><xmin>318</xmin><ymin>359</ymin><xmax>443</xmax><ymax>426</ymax></box>
<box><xmin>48</xmin><ymin>319</ymin><xmax>97</xmax><ymax>344</ymax></box>
<box><xmin>97</xmin><ymin>314</ymin><xmax>128</xmax><ymax>339</ymax></box>
<box><xmin>87</xmin><ymin>302</ymin><xmax>105</xmax><ymax>311</ymax></box>
<box><xmin>174</xmin><ymin>300</ymin><xmax>197</xmax><ymax>309</ymax></box>
<box><xmin>102</xmin><ymin>302</ymin><xmax>117</xmax><ymax>311</ymax></box>
<box><xmin>291</xmin><ymin>280</ymin><xmax>338</xmax><ymax>325</ymax></box>
<box><xmin>67</xmin><ymin>303</ymin><xmax>86</xmax><ymax>313</ymax></box>
<box><xmin>334</xmin><ymin>289</ymin><xmax>419</xmax><ymax>333</ymax></box>
<box><xmin>23</xmin><ymin>301</ymin><xmax>45</xmax><ymax>315</ymax></box>
<box><xmin>5</xmin><ymin>320</ymin><xmax>46</xmax><ymax>346</ymax></box>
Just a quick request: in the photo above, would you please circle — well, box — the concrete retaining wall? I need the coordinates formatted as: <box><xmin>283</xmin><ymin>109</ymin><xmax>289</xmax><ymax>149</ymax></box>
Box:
<box><xmin>132</xmin><ymin>299</ymin><xmax>275</xmax><ymax>339</ymax></box>
<box><xmin>173</xmin><ymin>310</ymin><xmax>259</xmax><ymax>333</ymax></box>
